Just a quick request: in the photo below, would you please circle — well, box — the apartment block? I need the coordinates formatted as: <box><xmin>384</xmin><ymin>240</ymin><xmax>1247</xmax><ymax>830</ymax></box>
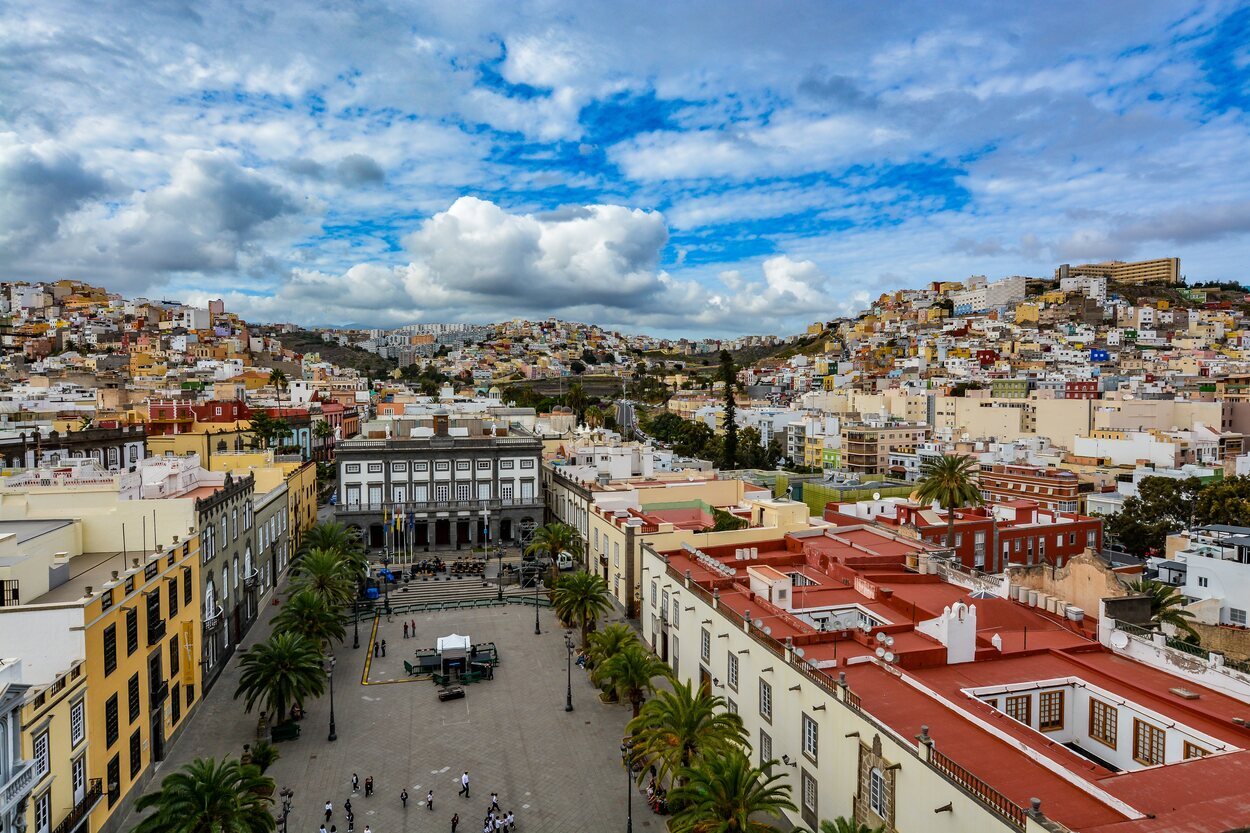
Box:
<box><xmin>977</xmin><ymin>462</ymin><xmax>1090</xmax><ymax>512</ymax></box>
<box><xmin>839</xmin><ymin>421</ymin><xmax>928</xmax><ymax>475</ymax></box>
<box><xmin>1056</xmin><ymin>257</ymin><xmax>1180</xmax><ymax>285</ymax></box>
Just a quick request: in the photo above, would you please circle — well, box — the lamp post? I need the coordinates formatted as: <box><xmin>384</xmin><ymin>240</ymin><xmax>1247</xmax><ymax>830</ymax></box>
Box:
<box><xmin>620</xmin><ymin>744</ymin><xmax>633</xmax><ymax>833</ymax></box>
<box><xmin>279</xmin><ymin>788</ymin><xmax>294</xmax><ymax>832</ymax></box>
<box><xmin>381</xmin><ymin>554</ymin><xmax>391</xmax><ymax>614</ymax></box>
<box><xmin>326</xmin><ymin>655</ymin><xmax>337</xmax><ymax>742</ymax></box>
<box><xmin>564</xmin><ymin>633</ymin><xmax>574</xmax><ymax>712</ymax></box>
<box><xmin>352</xmin><ymin>598</ymin><xmax>360</xmax><ymax>649</ymax></box>
<box><xmin>533</xmin><ymin>566</ymin><xmax>542</xmax><ymax>635</ymax></box>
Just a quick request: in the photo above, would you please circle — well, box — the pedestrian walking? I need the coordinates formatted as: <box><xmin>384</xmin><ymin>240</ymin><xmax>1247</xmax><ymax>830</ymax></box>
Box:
<box><xmin>489</xmin><ymin>793</ymin><xmax>499</xmax><ymax>813</ymax></box>
<box><xmin>373</xmin><ymin>641</ymin><xmax>380</xmax><ymax>657</ymax></box>
<box><xmin>451</xmin><ymin>812</ymin><xmax>459</xmax><ymax>833</ymax></box>
<box><xmin>345</xmin><ymin>799</ymin><xmax>353</xmax><ymax>816</ymax></box>
<box><xmin>403</xmin><ymin>622</ymin><xmax>409</xmax><ymax>638</ymax></box>
<box><xmin>352</xmin><ymin>773</ymin><xmax>360</xmax><ymax>792</ymax></box>
<box><xmin>347</xmin><ymin>814</ymin><xmax>354</xmax><ymax>833</ymax></box>
<box><xmin>320</xmin><ymin>825</ymin><xmax>327</xmax><ymax>833</ymax></box>
<box><xmin>401</xmin><ymin>789</ymin><xmax>408</xmax><ymax>808</ymax></box>
<box><xmin>363</xmin><ymin>826</ymin><xmax>371</xmax><ymax>833</ymax></box>
<box><xmin>426</xmin><ymin>790</ymin><xmax>434</xmax><ymax>811</ymax></box>
<box><xmin>325</xmin><ymin>800</ymin><xmax>333</xmax><ymax>822</ymax></box>
<box><xmin>381</xmin><ymin>639</ymin><xmax>387</xmax><ymax>657</ymax></box>
<box><xmin>458</xmin><ymin>771</ymin><xmax>470</xmax><ymax>798</ymax></box>
<box><xmin>410</xmin><ymin>618</ymin><xmax>416</xmax><ymax>635</ymax></box>
<box><xmin>506</xmin><ymin>811</ymin><xmax>515</xmax><ymax>832</ymax></box>
<box><xmin>365</xmin><ymin>776</ymin><xmax>374</xmax><ymax>797</ymax></box>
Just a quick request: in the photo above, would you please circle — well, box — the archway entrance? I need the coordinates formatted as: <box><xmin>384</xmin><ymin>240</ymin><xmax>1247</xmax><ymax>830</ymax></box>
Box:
<box><xmin>434</xmin><ymin>519</ymin><xmax>451</xmax><ymax>547</ymax></box>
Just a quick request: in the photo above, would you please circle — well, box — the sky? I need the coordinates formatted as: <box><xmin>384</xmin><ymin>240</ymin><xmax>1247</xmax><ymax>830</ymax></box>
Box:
<box><xmin>2</xmin><ymin>1</ymin><xmax>1250</xmax><ymax>338</ymax></box>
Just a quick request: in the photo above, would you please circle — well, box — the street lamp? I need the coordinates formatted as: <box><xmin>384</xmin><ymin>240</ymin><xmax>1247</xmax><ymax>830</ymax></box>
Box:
<box><xmin>326</xmin><ymin>655</ymin><xmax>337</xmax><ymax>742</ymax></box>
<box><xmin>279</xmin><ymin>788</ymin><xmax>294</xmax><ymax>832</ymax></box>
<box><xmin>564</xmin><ymin>633</ymin><xmax>574</xmax><ymax>712</ymax></box>
<box><xmin>352</xmin><ymin>598</ymin><xmax>360</xmax><ymax>650</ymax></box>
<box><xmin>533</xmin><ymin>567</ymin><xmax>542</xmax><ymax>635</ymax></box>
<box><xmin>381</xmin><ymin>554</ymin><xmax>391</xmax><ymax>614</ymax></box>
<box><xmin>620</xmin><ymin>744</ymin><xmax>633</xmax><ymax>833</ymax></box>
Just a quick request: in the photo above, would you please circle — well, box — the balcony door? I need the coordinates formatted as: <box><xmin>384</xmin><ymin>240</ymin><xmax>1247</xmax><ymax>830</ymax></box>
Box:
<box><xmin>73</xmin><ymin>754</ymin><xmax>86</xmax><ymax>804</ymax></box>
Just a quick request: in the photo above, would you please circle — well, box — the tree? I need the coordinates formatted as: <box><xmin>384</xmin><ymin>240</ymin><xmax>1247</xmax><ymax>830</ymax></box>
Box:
<box><xmin>313</xmin><ymin>419</ymin><xmax>334</xmax><ymax>459</ymax></box>
<box><xmin>272</xmin><ymin>591</ymin><xmax>345</xmax><ymax>648</ymax></box>
<box><xmin>588</xmin><ymin>623</ymin><xmax>640</xmax><ymax>697</ymax></box>
<box><xmin>1192</xmin><ymin>476</ymin><xmax>1250</xmax><ymax>528</ymax></box>
<box><xmin>289</xmin><ymin>548</ymin><xmax>355</xmax><ymax>608</ymax></box>
<box><xmin>674</xmin><ymin>421</ymin><xmax>714</xmax><ymax>459</ymax></box>
<box><xmin>669</xmin><ymin>751</ymin><xmax>796</xmax><ymax>833</ymax></box>
<box><xmin>525</xmin><ymin>522</ymin><xmax>585</xmax><ymax>581</ymax></box>
<box><xmin>134</xmin><ymin>757</ymin><xmax>275</xmax><ymax>833</ymax></box>
<box><xmin>566</xmin><ymin>381</ymin><xmax>588</xmax><ymax>419</ymax></box>
<box><xmin>268</xmin><ymin>368</ymin><xmax>288</xmax><ymax>414</ymax></box>
<box><xmin>646</xmin><ymin>412</ymin><xmax>688</xmax><ymax>443</ymax></box>
<box><xmin>719</xmin><ymin>350</ymin><xmax>738</xmax><ymax>469</ymax></box>
<box><xmin>235</xmin><ymin>632</ymin><xmax>325</xmax><ymax>724</ymax></box>
<box><xmin>1106</xmin><ymin>476</ymin><xmax>1202</xmax><ymax>557</ymax></box>
<box><xmin>598</xmin><ymin>642</ymin><xmax>670</xmax><ymax>717</ymax></box>
<box><xmin>570</xmin><ymin>360</ymin><xmax>586</xmax><ymax>374</ymax></box>
<box><xmin>737</xmin><ymin>426</ymin><xmax>765</xmax><ymax>469</ymax></box>
<box><xmin>550</xmin><ymin>570</ymin><xmax>613</xmax><ymax>651</ymax></box>
<box><xmin>914</xmin><ymin>454</ymin><xmax>983</xmax><ymax>549</ymax></box>
<box><xmin>246</xmin><ymin>412</ymin><xmax>290</xmax><ymax>451</ymax></box>
<box><xmin>627</xmin><ymin>679</ymin><xmax>748</xmax><ymax>788</ymax></box>
<box><xmin>297</xmin><ymin>523</ymin><xmax>366</xmax><ymax>580</ymax></box>
<box><xmin>584</xmin><ymin>405</ymin><xmax>605</xmax><ymax>429</ymax></box>
<box><xmin>764</xmin><ymin>436</ymin><xmax>784</xmax><ymax>470</ymax></box>
<box><xmin>1125</xmin><ymin>578</ymin><xmax>1199</xmax><ymax>639</ymax></box>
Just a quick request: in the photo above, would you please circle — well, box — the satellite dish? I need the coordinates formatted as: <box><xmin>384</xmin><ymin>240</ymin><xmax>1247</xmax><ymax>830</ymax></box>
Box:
<box><xmin>884</xmin><ymin>651</ymin><xmax>895</xmax><ymax>663</ymax></box>
<box><xmin>873</xmin><ymin>492</ymin><xmax>881</xmax><ymax>501</ymax></box>
<box><xmin>875</xmin><ymin>632</ymin><xmax>887</xmax><ymax>643</ymax></box>
<box><xmin>1110</xmin><ymin>631</ymin><xmax>1130</xmax><ymax>650</ymax></box>
<box><xmin>763</xmin><ymin>626</ymin><xmax>772</xmax><ymax>635</ymax></box>
<box><xmin>795</xmin><ymin>647</ymin><xmax>805</xmax><ymax>658</ymax></box>
<box><xmin>754</xmin><ymin>619</ymin><xmax>763</xmax><ymax>628</ymax></box>
<box><xmin>875</xmin><ymin>646</ymin><xmax>886</xmax><ymax>658</ymax></box>
<box><xmin>885</xmin><ymin>636</ymin><xmax>895</xmax><ymax>647</ymax></box>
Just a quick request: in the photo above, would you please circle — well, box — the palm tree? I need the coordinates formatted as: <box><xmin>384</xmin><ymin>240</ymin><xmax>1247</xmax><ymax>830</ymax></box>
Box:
<box><xmin>551</xmin><ymin>571</ymin><xmax>612</xmax><ymax>651</ymax></box>
<box><xmin>235</xmin><ymin>632</ymin><xmax>325</xmax><ymax>723</ymax></box>
<box><xmin>134</xmin><ymin>757</ymin><xmax>275</xmax><ymax>833</ymax></box>
<box><xmin>290</xmin><ymin>548</ymin><xmax>355</xmax><ymax>608</ymax></box>
<box><xmin>914</xmin><ymin>454</ymin><xmax>983</xmax><ymax>550</ymax></box>
<box><xmin>566</xmin><ymin>381</ymin><xmax>587</xmax><ymax>421</ymax></box>
<box><xmin>588</xmin><ymin>623</ymin><xmax>639</xmax><ymax>694</ymax></box>
<box><xmin>598</xmin><ymin>642</ymin><xmax>670</xmax><ymax>717</ymax></box>
<box><xmin>821</xmin><ymin>819</ymin><xmax>884</xmax><ymax>833</ymax></box>
<box><xmin>269</xmin><ymin>368</ymin><xmax>288</xmax><ymax>412</ymax></box>
<box><xmin>669</xmin><ymin>751</ymin><xmax>796</xmax><ymax>833</ymax></box>
<box><xmin>526</xmin><ymin>521</ymin><xmax>586</xmax><ymax>579</ymax></box>
<box><xmin>627</xmin><ymin>679</ymin><xmax>747</xmax><ymax>788</ymax></box>
<box><xmin>1125</xmin><ymin>578</ymin><xmax>1199</xmax><ymax>639</ymax></box>
<box><xmin>298</xmin><ymin>522</ymin><xmax>365</xmax><ymax>568</ymax></box>
<box><xmin>313</xmin><ymin>419</ymin><xmax>334</xmax><ymax>461</ymax></box>
<box><xmin>584</xmin><ymin>405</ymin><xmax>605</xmax><ymax>429</ymax></box>
<box><xmin>272</xmin><ymin>591</ymin><xmax>346</xmax><ymax>648</ymax></box>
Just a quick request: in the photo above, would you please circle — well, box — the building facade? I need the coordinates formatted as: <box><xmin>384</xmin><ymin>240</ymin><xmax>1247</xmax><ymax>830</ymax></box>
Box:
<box><xmin>335</xmin><ymin>416</ymin><xmax>544</xmax><ymax>552</ymax></box>
<box><xmin>977</xmin><ymin>462</ymin><xmax>1089</xmax><ymax>513</ymax></box>
<box><xmin>0</xmin><ymin>427</ymin><xmax>146</xmax><ymax>471</ymax></box>
<box><xmin>196</xmin><ymin>472</ymin><xmax>255</xmax><ymax>692</ymax></box>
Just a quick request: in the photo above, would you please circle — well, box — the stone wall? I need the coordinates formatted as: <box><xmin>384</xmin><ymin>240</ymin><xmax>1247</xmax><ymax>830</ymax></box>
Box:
<box><xmin>1191</xmin><ymin>621</ymin><xmax>1250</xmax><ymax>662</ymax></box>
<box><xmin>1006</xmin><ymin>550</ymin><xmax>1127</xmax><ymax>617</ymax></box>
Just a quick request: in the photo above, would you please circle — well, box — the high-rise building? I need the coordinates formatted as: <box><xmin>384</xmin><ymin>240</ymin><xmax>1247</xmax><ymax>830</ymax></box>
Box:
<box><xmin>1055</xmin><ymin>257</ymin><xmax>1180</xmax><ymax>285</ymax></box>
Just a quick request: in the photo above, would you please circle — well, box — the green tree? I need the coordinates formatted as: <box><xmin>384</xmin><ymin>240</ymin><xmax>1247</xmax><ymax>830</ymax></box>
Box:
<box><xmin>566</xmin><ymin>381</ymin><xmax>588</xmax><ymax>419</ymax></box>
<box><xmin>272</xmin><ymin>591</ymin><xmax>345</xmax><ymax>648</ymax></box>
<box><xmin>674</xmin><ymin>421</ymin><xmax>714</xmax><ymax>459</ymax></box>
<box><xmin>738</xmin><ymin>426</ymin><xmax>765</xmax><ymax>468</ymax></box>
<box><xmin>246</xmin><ymin>412</ymin><xmax>290</xmax><ymax>451</ymax></box>
<box><xmin>598</xmin><ymin>642</ymin><xmax>670</xmax><ymax>717</ymax></box>
<box><xmin>313</xmin><ymin>419</ymin><xmax>334</xmax><ymax>458</ymax></box>
<box><xmin>1125</xmin><ymin>578</ymin><xmax>1199</xmax><ymax>639</ymax></box>
<box><xmin>669</xmin><ymin>751</ymin><xmax>796</xmax><ymax>833</ymax></box>
<box><xmin>1106</xmin><ymin>476</ymin><xmax>1202</xmax><ymax>557</ymax></box>
<box><xmin>235</xmin><ymin>632</ymin><xmax>325</xmax><ymax>724</ymax></box>
<box><xmin>627</xmin><ymin>679</ymin><xmax>747</xmax><ymax>788</ymax></box>
<box><xmin>289</xmin><ymin>548</ymin><xmax>355</xmax><ymax>608</ymax></box>
<box><xmin>585</xmin><ymin>405</ymin><xmax>605</xmax><ymax>428</ymax></box>
<box><xmin>297</xmin><ymin>523</ymin><xmax>366</xmax><ymax>580</ymax></box>
<box><xmin>914</xmin><ymin>454</ymin><xmax>983</xmax><ymax>549</ymax></box>
<box><xmin>719</xmin><ymin>350</ymin><xmax>738</xmax><ymax>469</ymax></box>
<box><xmin>268</xmin><ymin>368</ymin><xmax>288</xmax><ymax>413</ymax></box>
<box><xmin>550</xmin><ymin>570</ymin><xmax>613</xmax><ymax>651</ymax></box>
<box><xmin>526</xmin><ymin>522</ymin><xmax>586</xmax><ymax>580</ymax></box>
<box><xmin>1193</xmin><ymin>476</ymin><xmax>1250</xmax><ymax>527</ymax></box>
<box><xmin>134</xmin><ymin>757</ymin><xmax>275</xmax><ymax>833</ymax></box>
<box><xmin>588</xmin><ymin>623</ymin><xmax>639</xmax><ymax>698</ymax></box>
<box><xmin>646</xmin><ymin>411</ymin><xmax>688</xmax><ymax>443</ymax></box>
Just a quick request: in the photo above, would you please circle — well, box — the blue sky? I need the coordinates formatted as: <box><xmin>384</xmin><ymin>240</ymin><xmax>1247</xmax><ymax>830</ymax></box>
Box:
<box><xmin>2</xmin><ymin>1</ymin><xmax>1250</xmax><ymax>337</ymax></box>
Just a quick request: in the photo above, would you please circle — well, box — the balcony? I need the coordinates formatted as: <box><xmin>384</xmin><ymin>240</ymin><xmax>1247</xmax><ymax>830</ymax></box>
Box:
<box><xmin>51</xmin><ymin>778</ymin><xmax>102</xmax><ymax>833</ymax></box>
<box><xmin>0</xmin><ymin>759</ymin><xmax>36</xmax><ymax>815</ymax></box>
<box><xmin>150</xmin><ymin>679</ymin><xmax>169</xmax><ymax>709</ymax></box>
<box><xmin>204</xmin><ymin>605</ymin><xmax>224</xmax><ymax>633</ymax></box>
<box><xmin>243</xmin><ymin>570</ymin><xmax>260</xmax><ymax>589</ymax></box>
<box><xmin>147</xmin><ymin>618</ymin><xmax>167</xmax><ymax>646</ymax></box>
<box><xmin>336</xmin><ymin>497</ymin><xmax>541</xmax><ymax>515</ymax></box>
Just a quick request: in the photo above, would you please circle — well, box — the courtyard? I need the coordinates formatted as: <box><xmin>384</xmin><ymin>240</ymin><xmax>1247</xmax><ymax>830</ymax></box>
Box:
<box><xmin>118</xmin><ymin>601</ymin><xmax>649</xmax><ymax>833</ymax></box>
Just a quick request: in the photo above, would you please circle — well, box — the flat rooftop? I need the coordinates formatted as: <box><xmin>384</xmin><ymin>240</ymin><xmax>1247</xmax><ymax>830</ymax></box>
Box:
<box><xmin>35</xmin><ymin>551</ymin><xmax>125</xmax><ymax>604</ymax></box>
<box><xmin>0</xmin><ymin>518</ymin><xmax>74</xmax><ymax>545</ymax></box>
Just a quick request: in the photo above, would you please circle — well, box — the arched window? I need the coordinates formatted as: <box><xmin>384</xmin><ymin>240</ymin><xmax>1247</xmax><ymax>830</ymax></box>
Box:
<box><xmin>869</xmin><ymin>767</ymin><xmax>887</xmax><ymax>818</ymax></box>
<box><xmin>233</xmin><ymin>556</ymin><xmax>240</xmax><ymax>590</ymax></box>
<box><xmin>244</xmin><ymin>543</ymin><xmax>253</xmax><ymax>577</ymax></box>
<box><xmin>204</xmin><ymin>577</ymin><xmax>217</xmax><ymax>617</ymax></box>
<box><xmin>221</xmin><ymin>564</ymin><xmax>230</xmax><ymax>604</ymax></box>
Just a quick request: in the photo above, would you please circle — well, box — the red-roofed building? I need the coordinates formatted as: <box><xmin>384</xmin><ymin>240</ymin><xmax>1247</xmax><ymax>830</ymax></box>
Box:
<box><xmin>824</xmin><ymin>497</ymin><xmax>1102</xmax><ymax>572</ymax></box>
<box><xmin>640</xmin><ymin>523</ymin><xmax>1250</xmax><ymax>833</ymax></box>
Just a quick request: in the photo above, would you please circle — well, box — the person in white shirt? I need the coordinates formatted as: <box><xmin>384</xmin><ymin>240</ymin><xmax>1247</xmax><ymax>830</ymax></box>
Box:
<box><xmin>459</xmin><ymin>771</ymin><xmax>471</xmax><ymax>798</ymax></box>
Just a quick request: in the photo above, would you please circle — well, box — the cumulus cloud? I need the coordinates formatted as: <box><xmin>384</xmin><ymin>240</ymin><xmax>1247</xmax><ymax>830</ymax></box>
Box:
<box><xmin>0</xmin><ymin>134</ymin><xmax>109</xmax><ymax>257</ymax></box>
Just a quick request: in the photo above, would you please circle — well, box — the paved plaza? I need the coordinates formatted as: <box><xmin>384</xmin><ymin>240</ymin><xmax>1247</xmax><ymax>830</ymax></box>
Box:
<box><xmin>119</xmin><ymin>598</ymin><xmax>653</xmax><ymax>833</ymax></box>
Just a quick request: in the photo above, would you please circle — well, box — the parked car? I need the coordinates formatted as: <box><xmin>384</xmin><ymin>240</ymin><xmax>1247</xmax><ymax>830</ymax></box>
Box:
<box><xmin>555</xmin><ymin>551</ymin><xmax>576</xmax><ymax>571</ymax></box>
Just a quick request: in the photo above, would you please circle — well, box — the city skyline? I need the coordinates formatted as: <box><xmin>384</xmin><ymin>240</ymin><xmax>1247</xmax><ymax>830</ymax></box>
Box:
<box><xmin>2</xmin><ymin>2</ymin><xmax>1249</xmax><ymax>336</ymax></box>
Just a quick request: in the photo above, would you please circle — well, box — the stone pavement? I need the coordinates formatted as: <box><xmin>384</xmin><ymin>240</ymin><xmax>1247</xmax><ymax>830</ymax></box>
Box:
<box><xmin>118</xmin><ymin>597</ymin><xmax>654</xmax><ymax>833</ymax></box>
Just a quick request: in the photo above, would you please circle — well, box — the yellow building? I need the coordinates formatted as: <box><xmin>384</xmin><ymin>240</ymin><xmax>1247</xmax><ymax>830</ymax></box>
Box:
<box><xmin>285</xmin><ymin>460</ymin><xmax>317</xmax><ymax>551</ymax></box>
<box><xmin>1055</xmin><ymin>257</ymin><xmax>1179</xmax><ymax>285</ymax></box>
<box><xmin>1014</xmin><ymin>303</ymin><xmax>1040</xmax><ymax>325</ymax></box>
<box><xmin>5</xmin><ymin>539</ymin><xmax>201</xmax><ymax>833</ymax></box>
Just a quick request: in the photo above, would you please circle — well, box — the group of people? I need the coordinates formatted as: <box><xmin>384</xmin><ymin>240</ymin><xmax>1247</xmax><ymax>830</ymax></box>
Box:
<box><xmin>473</xmin><ymin>790</ymin><xmax>515</xmax><ymax>833</ymax></box>
<box><xmin>317</xmin><ymin>770</ymin><xmax>516</xmax><ymax>832</ymax></box>
<box><xmin>644</xmin><ymin>775</ymin><xmax>669</xmax><ymax>815</ymax></box>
